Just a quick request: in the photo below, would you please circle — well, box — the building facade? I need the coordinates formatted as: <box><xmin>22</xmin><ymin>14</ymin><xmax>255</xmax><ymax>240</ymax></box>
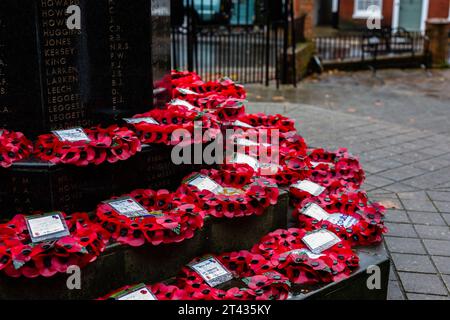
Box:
<box><xmin>313</xmin><ymin>0</ymin><xmax>450</xmax><ymax>32</ymax></box>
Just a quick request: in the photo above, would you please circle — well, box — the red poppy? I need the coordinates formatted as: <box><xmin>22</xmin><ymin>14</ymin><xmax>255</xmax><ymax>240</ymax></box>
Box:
<box><xmin>0</xmin><ymin>129</ymin><xmax>33</xmax><ymax>168</ymax></box>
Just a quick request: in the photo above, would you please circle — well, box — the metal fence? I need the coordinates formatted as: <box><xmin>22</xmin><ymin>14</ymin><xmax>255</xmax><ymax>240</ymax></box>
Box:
<box><xmin>171</xmin><ymin>0</ymin><xmax>295</xmax><ymax>85</ymax></box>
<box><xmin>314</xmin><ymin>28</ymin><xmax>428</xmax><ymax>63</ymax></box>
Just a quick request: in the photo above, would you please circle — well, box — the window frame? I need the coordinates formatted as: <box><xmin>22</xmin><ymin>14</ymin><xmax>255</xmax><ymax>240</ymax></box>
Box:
<box><xmin>353</xmin><ymin>0</ymin><xmax>383</xmax><ymax>19</ymax></box>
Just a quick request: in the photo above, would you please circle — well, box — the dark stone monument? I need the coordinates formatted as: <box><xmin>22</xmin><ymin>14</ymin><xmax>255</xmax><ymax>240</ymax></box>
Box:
<box><xmin>0</xmin><ymin>0</ymin><xmax>183</xmax><ymax>218</ymax></box>
<box><xmin>0</xmin><ymin>0</ymin><xmax>171</xmax><ymax>137</ymax></box>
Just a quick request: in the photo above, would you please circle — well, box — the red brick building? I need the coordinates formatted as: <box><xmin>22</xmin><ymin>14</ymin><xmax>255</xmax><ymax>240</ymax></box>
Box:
<box><xmin>310</xmin><ymin>0</ymin><xmax>450</xmax><ymax>32</ymax></box>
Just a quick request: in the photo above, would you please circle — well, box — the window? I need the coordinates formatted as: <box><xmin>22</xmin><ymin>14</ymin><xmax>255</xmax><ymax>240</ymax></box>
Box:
<box><xmin>353</xmin><ymin>0</ymin><xmax>382</xmax><ymax>19</ymax></box>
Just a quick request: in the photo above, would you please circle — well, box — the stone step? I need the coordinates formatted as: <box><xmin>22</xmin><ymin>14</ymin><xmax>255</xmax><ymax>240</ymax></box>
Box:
<box><xmin>0</xmin><ymin>144</ymin><xmax>203</xmax><ymax>218</ymax></box>
<box><xmin>0</xmin><ymin>191</ymin><xmax>289</xmax><ymax>299</ymax></box>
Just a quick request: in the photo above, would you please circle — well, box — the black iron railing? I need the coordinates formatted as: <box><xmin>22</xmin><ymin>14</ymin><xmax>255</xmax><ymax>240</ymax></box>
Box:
<box><xmin>314</xmin><ymin>28</ymin><xmax>428</xmax><ymax>63</ymax></box>
<box><xmin>171</xmin><ymin>0</ymin><xmax>295</xmax><ymax>86</ymax></box>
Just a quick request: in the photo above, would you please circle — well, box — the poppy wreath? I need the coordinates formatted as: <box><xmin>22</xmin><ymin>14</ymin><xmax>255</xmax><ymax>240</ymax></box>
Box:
<box><xmin>212</xmin><ymin>99</ymin><xmax>246</xmax><ymax>121</ymax></box>
<box><xmin>171</xmin><ymin>70</ymin><xmax>203</xmax><ymax>88</ymax></box>
<box><xmin>288</xmin><ymin>178</ymin><xmax>347</xmax><ymax>208</ymax></box>
<box><xmin>224</xmin><ymin>155</ymin><xmax>311</xmax><ymax>187</ymax></box>
<box><xmin>0</xmin><ymin>129</ymin><xmax>33</xmax><ymax>168</ymax></box>
<box><xmin>129</xmin><ymin>105</ymin><xmax>221</xmax><ymax>146</ymax></box>
<box><xmin>167</xmin><ymin>96</ymin><xmax>246</xmax><ymax>123</ymax></box>
<box><xmin>178</xmin><ymin>77</ymin><xmax>246</xmax><ymax>100</ymax></box>
<box><xmin>177</xmin><ymin>251</ymin><xmax>291</xmax><ymax>300</ymax></box>
<box><xmin>98</xmin><ymin>282</ymin><xmax>187</xmax><ymax>300</ymax></box>
<box><xmin>34</xmin><ymin>125</ymin><xmax>141</xmax><ymax>166</ymax></box>
<box><xmin>172</xmin><ymin>77</ymin><xmax>246</xmax><ymax>108</ymax></box>
<box><xmin>95</xmin><ymin>189</ymin><xmax>206</xmax><ymax>247</ymax></box>
<box><xmin>308</xmin><ymin>148</ymin><xmax>365</xmax><ymax>189</ymax></box>
<box><xmin>0</xmin><ymin>212</ymin><xmax>109</xmax><ymax>278</ymax></box>
<box><xmin>251</xmin><ymin>228</ymin><xmax>359</xmax><ymax>285</ymax></box>
<box><xmin>294</xmin><ymin>189</ymin><xmax>387</xmax><ymax>247</ymax></box>
<box><xmin>225</xmin><ymin>132</ymin><xmax>311</xmax><ymax>187</ymax></box>
<box><xmin>234</xmin><ymin>113</ymin><xmax>297</xmax><ymax>133</ymax></box>
<box><xmin>177</xmin><ymin>167</ymin><xmax>279</xmax><ymax>218</ymax></box>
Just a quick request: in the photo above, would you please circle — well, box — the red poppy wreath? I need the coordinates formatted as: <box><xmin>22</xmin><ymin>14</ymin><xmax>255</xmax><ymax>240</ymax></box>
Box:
<box><xmin>230</xmin><ymin>113</ymin><xmax>297</xmax><ymax>134</ymax></box>
<box><xmin>34</xmin><ymin>125</ymin><xmax>141</xmax><ymax>166</ymax></box>
<box><xmin>251</xmin><ymin>228</ymin><xmax>359</xmax><ymax>285</ymax></box>
<box><xmin>176</xmin><ymin>251</ymin><xmax>291</xmax><ymax>300</ymax></box>
<box><xmin>294</xmin><ymin>189</ymin><xmax>387</xmax><ymax>247</ymax></box>
<box><xmin>177</xmin><ymin>166</ymin><xmax>279</xmax><ymax>219</ymax></box>
<box><xmin>224</xmin><ymin>150</ymin><xmax>311</xmax><ymax>187</ymax></box>
<box><xmin>95</xmin><ymin>189</ymin><xmax>206</xmax><ymax>247</ymax></box>
<box><xmin>126</xmin><ymin>105</ymin><xmax>221</xmax><ymax>146</ymax></box>
<box><xmin>171</xmin><ymin>70</ymin><xmax>203</xmax><ymax>89</ymax></box>
<box><xmin>0</xmin><ymin>129</ymin><xmax>33</xmax><ymax>168</ymax></box>
<box><xmin>308</xmin><ymin>148</ymin><xmax>365</xmax><ymax>189</ymax></box>
<box><xmin>175</xmin><ymin>77</ymin><xmax>246</xmax><ymax>100</ymax></box>
<box><xmin>0</xmin><ymin>212</ymin><xmax>109</xmax><ymax>278</ymax></box>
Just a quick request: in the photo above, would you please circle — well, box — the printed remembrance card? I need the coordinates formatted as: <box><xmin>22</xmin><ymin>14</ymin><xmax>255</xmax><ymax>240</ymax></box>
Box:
<box><xmin>232</xmin><ymin>120</ymin><xmax>254</xmax><ymax>129</ymax></box>
<box><xmin>52</xmin><ymin>127</ymin><xmax>91</xmax><ymax>142</ymax></box>
<box><xmin>123</xmin><ymin>117</ymin><xmax>160</xmax><ymax>125</ymax></box>
<box><xmin>302</xmin><ymin>229</ymin><xmax>341</xmax><ymax>254</ymax></box>
<box><xmin>104</xmin><ymin>197</ymin><xmax>150</xmax><ymax>218</ymax></box>
<box><xmin>177</xmin><ymin>88</ymin><xmax>199</xmax><ymax>95</ymax></box>
<box><xmin>229</xmin><ymin>153</ymin><xmax>259</xmax><ymax>171</ymax></box>
<box><xmin>170</xmin><ymin>99</ymin><xmax>196</xmax><ymax>110</ymax></box>
<box><xmin>190</xmin><ymin>256</ymin><xmax>234</xmax><ymax>287</ymax></box>
<box><xmin>291</xmin><ymin>180</ymin><xmax>325</xmax><ymax>197</ymax></box>
<box><xmin>114</xmin><ymin>284</ymin><xmax>158</xmax><ymax>301</ymax></box>
<box><xmin>326</xmin><ymin>213</ymin><xmax>359</xmax><ymax>228</ymax></box>
<box><xmin>300</xmin><ymin>203</ymin><xmax>330</xmax><ymax>221</ymax></box>
<box><xmin>310</xmin><ymin>161</ymin><xmax>334</xmax><ymax>168</ymax></box>
<box><xmin>236</xmin><ymin>138</ymin><xmax>271</xmax><ymax>147</ymax></box>
<box><xmin>285</xmin><ymin>248</ymin><xmax>325</xmax><ymax>260</ymax></box>
<box><xmin>185</xmin><ymin>174</ymin><xmax>224</xmax><ymax>194</ymax></box>
<box><xmin>25</xmin><ymin>212</ymin><xmax>70</xmax><ymax>243</ymax></box>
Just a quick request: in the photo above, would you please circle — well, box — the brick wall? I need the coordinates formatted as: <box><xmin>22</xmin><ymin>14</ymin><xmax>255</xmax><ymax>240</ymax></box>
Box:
<box><xmin>293</xmin><ymin>0</ymin><xmax>314</xmax><ymax>39</ymax></box>
<box><xmin>428</xmin><ymin>0</ymin><xmax>450</xmax><ymax>19</ymax></box>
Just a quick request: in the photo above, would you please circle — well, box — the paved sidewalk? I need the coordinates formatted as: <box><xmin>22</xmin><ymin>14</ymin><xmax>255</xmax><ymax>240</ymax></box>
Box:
<box><xmin>246</xmin><ymin>69</ymin><xmax>450</xmax><ymax>300</ymax></box>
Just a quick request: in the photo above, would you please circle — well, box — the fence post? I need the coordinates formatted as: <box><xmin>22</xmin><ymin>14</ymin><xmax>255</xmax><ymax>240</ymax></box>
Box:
<box><xmin>425</xmin><ymin>18</ymin><xmax>450</xmax><ymax>68</ymax></box>
<box><xmin>186</xmin><ymin>0</ymin><xmax>195</xmax><ymax>71</ymax></box>
<box><xmin>264</xmin><ymin>0</ymin><xmax>270</xmax><ymax>86</ymax></box>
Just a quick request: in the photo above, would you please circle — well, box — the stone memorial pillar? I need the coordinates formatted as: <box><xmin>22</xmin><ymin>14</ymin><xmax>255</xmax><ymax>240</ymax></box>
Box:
<box><xmin>0</xmin><ymin>0</ymin><xmax>171</xmax><ymax>137</ymax></box>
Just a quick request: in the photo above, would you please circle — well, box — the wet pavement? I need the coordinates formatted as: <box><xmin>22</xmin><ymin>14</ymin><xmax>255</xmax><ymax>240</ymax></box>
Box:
<box><xmin>246</xmin><ymin>68</ymin><xmax>450</xmax><ymax>300</ymax></box>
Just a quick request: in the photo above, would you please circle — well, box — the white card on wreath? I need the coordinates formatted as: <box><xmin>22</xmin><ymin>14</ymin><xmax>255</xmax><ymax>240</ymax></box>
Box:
<box><xmin>186</xmin><ymin>174</ymin><xmax>224</xmax><ymax>194</ymax></box>
<box><xmin>300</xmin><ymin>203</ymin><xmax>330</xmax><ymax>221</ymax></box>
<box><xmin>123</xmin><ymin>117</ymin><xmax>159</xmax><ymax>125</ymax></box>
<box><xmin>25</xmin><ymin>212</ymin><xmax>70</xmax><ymax>243</ymax></box>
<box><xmin>302</xmin><ymin>229</ymin><xmax>341</xmax><ymax>254</ymax></box>
<box><xmin>190</xmin><ymin>257</ymin><xmax>233</xmax><ymax>287</ymax></box>
<box><xmin>291</xmin><ymin>180</ymin><xmax>325</xmax><ymax>196</ymax></box>
<box><xmin>170</xmin><ymin>99</ymin><xmax>196</xmax><ymax>110</ymax></box>
<box><xmin>53</xmin><ymin>127</ymin><xmax>90</xmax><ymax>142</ymax></box>
<box><xmin>117</xmin><ymin>285</ymin><xmax>157</xmax><ymax>301</ymax></box>
<box><xmin>105</xmin><ymin>197</ymin><xmax>149</xmax><ymax>218</ymax></box>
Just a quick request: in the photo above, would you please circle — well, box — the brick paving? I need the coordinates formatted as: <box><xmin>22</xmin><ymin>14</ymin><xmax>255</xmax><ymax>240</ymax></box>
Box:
<box><xmin>246</xmin><ymin>69</ymin><xmax>450</xmax><ymax>300</ymax></box>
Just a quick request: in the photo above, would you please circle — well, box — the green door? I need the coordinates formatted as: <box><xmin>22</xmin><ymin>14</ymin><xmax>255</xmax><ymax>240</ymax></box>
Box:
<box><xmin>398</xmin><ymin>0</ymin><xmax>423</xmax><ymax>31</ymax></box>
